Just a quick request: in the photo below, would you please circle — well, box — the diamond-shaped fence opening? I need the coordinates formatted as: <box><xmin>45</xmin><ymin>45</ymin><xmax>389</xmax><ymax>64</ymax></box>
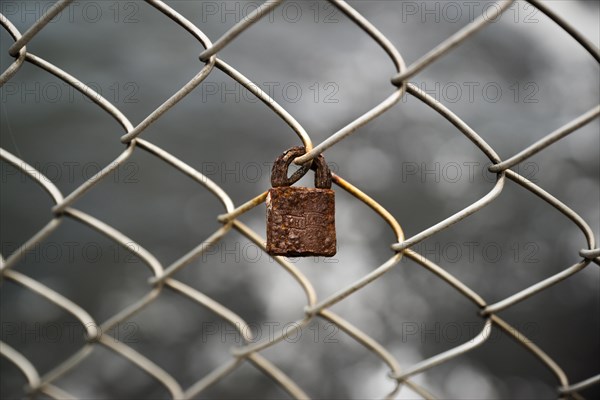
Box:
<box><xmin>1</xmin><ymin>0</ymin><xmax>599</xmax><ymax>399</ymax></box>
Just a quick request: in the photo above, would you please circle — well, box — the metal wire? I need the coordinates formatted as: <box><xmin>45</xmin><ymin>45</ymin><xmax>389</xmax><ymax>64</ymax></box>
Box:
<box><xmin>1</xmin><ymin>0</ymin><xmax>599</xmax><ymax>398</ymax></box>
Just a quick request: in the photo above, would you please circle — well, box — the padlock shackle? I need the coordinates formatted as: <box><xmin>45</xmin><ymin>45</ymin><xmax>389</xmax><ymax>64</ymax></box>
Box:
<box><xmin>271</xmin><ymin>146</ymin><xmax>332</xmax><ymax>189</ymax></box>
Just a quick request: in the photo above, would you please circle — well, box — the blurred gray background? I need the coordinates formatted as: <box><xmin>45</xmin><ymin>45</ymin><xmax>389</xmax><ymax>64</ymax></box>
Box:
<box><xmin>1</xmin><ymin>0</ymin><xmax>599</xmax><ymax>398</ymax></box>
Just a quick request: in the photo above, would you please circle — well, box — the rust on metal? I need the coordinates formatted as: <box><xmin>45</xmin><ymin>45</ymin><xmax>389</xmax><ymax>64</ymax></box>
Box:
<box><xmin>267</xmin><ymin>147</ymin><xmax>336</xmax><ymax>257</ymax></box>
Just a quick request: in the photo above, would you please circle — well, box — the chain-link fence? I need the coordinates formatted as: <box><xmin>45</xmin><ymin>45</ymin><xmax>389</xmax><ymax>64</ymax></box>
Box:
<box><xmin>1</xmin><ymin>0</ymin><xmax>599</xmax><ymax>398</ymax></box>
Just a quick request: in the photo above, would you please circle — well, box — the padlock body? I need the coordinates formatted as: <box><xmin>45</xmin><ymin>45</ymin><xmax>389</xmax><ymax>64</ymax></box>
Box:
<box><xmin>266</xmin><ymin>187</ymin><xmax>336</xmax><ymax>257</ymax></box>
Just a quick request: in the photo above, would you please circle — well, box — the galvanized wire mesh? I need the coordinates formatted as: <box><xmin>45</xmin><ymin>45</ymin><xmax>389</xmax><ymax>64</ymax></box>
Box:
<box><xmin>1</xmin><ymin>0</ymin><xmax>599</xmax><ymax>398</ymax></box>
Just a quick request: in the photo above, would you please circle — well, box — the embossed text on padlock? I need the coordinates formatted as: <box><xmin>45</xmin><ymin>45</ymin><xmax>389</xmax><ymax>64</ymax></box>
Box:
<box><xmin>266</xmin><ymin>147</ymin><xmax>336</xmax><ymax>257</ymax></box>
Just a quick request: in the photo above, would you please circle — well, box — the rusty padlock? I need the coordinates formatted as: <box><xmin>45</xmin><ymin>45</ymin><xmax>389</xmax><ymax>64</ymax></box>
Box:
<box><xmin>266</xmin><ymin>146</ymin><xmax>336</xmax><ymax>257</ymax></box>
